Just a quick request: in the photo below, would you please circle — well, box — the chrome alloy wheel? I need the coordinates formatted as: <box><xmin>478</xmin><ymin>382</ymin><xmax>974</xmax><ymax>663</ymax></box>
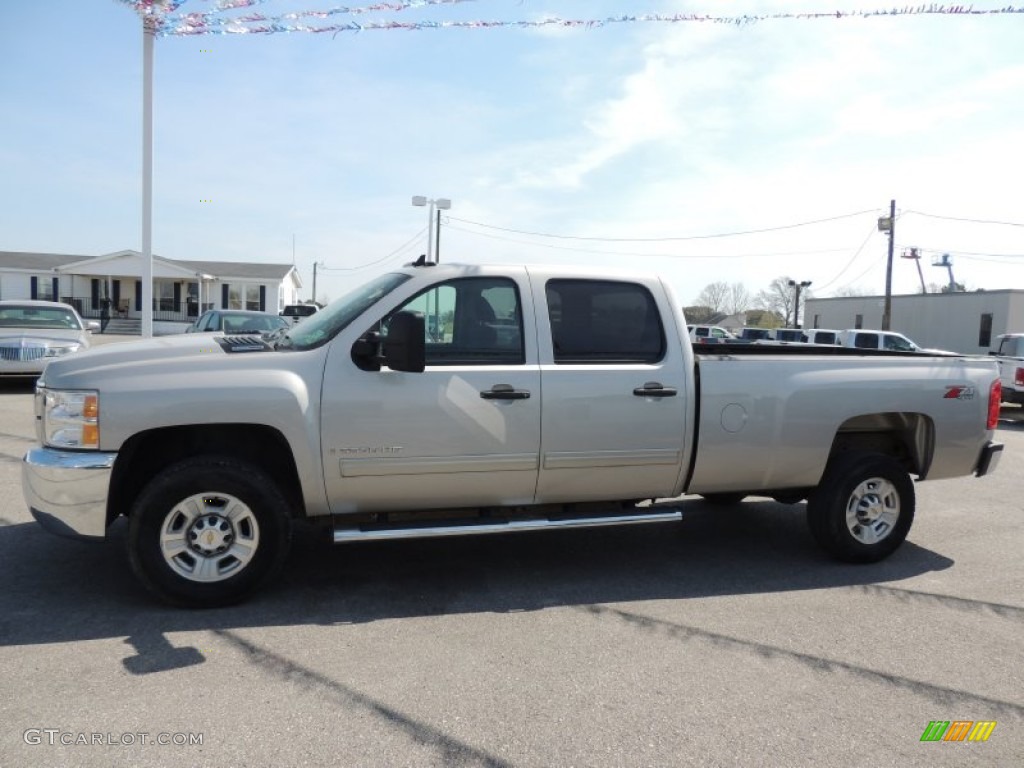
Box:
<box><xmin>845</xmin><ymin>477</ymin><xmax>900</xmax><ymax>545</ymax></box>
<box><xmin>159</xmin><ymin>492</ymin><xmax>260</xmax><ymax>582</ymax></box>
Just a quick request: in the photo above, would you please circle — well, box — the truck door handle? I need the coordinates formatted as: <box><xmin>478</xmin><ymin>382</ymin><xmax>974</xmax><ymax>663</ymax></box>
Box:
<box><xmin>633</xmin><ymin>382</ymin><xmax>677</xmax><ymax>398</ymax></box>
<box><xmin>480</xmin><ymin>384</ymin><xmax>531</xmax><ymax>400</ymax></box>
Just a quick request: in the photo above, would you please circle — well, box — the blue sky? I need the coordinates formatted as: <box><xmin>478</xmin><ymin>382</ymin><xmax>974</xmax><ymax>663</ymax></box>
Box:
<box><xmin>3</xmin><ymin>0</ymin><xmax>1024</xmax><ymax>305</ymax></box>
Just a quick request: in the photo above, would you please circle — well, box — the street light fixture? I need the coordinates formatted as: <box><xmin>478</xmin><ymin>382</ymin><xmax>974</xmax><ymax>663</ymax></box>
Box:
<box><xmin>411</xmin><ymin>196</ymin><xmax>452</xmax><ymax>263</ymax></box>
<box><xmin>788</xmin><ymin>279</ymin><xmax>812</xmax><ymax>328</ymax></box>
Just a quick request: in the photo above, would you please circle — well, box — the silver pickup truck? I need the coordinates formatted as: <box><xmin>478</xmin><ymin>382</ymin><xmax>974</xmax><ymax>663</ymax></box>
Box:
<box><xmin>991</xmin><ymin>333</ymin><xmax>1024</xmax><ymax>404</ymax></box>
<box><xmin>23</xmin><ymin>263</ymin><xmax>1003</xmax><ymax>606</ymax></box>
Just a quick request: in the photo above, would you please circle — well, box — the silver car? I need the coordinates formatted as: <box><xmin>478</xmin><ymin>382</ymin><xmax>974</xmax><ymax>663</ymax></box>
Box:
<box><xmin>0</xmin><ymin>300</ymin><xmax>98</xmax><ymax>376</ymax></box>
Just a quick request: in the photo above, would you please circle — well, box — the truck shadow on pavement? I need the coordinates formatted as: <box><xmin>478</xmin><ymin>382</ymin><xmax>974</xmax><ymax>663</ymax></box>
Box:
<box><xmin>0</xmin><ymin>498</ymin><xmax>957</xmax><ymax>651</ymax></box>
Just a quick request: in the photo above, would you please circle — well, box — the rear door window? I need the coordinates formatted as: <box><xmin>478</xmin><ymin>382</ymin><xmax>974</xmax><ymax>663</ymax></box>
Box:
<box><xmin>854</xmin><ymin>333</ymin><xmax>878</xmax><ymax>349</ymax></box>
<box><xmin>546</xmin><ymin>279</ymin><xmax>664</xmax><ymax>364</ymax></box>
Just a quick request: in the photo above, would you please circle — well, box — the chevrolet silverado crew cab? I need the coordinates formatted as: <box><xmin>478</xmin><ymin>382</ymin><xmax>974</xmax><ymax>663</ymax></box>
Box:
<box><xmin>23</xmin><ymin>262</ymin><xmax>1003</xmax><ymax>606</ymax></box>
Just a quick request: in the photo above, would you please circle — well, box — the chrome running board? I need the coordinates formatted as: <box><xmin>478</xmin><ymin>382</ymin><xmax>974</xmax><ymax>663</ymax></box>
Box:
<box><xmin>332</xmin><ymin>509</ymin><xmax>683</xmax><ymax>544</ymax></box>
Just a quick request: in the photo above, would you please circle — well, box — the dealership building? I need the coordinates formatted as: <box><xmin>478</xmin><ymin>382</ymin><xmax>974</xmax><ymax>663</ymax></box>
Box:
<box><xmin>803</xmin><ymin>289</ymin><xmax>1024</xmax><ymax>354</ymax></box>
<box><xmin>0</xmin><ymin>249</ymin><xmax>303</xmax><ymax>334</ymax></box>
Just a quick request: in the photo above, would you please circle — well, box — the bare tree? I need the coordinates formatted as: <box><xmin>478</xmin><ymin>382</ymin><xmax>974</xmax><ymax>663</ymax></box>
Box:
<box><xmin>756</xmin><ymin>277</ymin><xmax>795</xmax><ymax>326</ymax></box>
<box><xmin>745</xmin><ymin>308</ymin><xmax>784</xmax><ymax>327</ymax></box>
<box><xmin>693</xmin><ymin>282</ymin><xmax>730</xmax><ymax>316</ymax></box>
<box><xmin>725</xmin><ymin>283</ymin><xmax>752</xmax><ymax>315</ymax></box>
<box><xmin>756</xmin><ymin>276</ymin><xmax>813</xmax><ymax>327</ymax></box>
<box><xmin>683</xmin><ymin>305</ymin><xmax>715</xmax><ymax>324</ymax></box>
<box><xmin>831</xmin><ymin>286</ymin><xmax>871</xmax><ymax>297</ymax></box>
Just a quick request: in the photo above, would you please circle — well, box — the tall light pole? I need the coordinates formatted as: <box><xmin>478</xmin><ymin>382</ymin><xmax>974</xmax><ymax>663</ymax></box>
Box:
<box><xmin>411</xmin><ymin>196</ymin><xmax>452</xmax><ymax>263</ymax></box>
<box><xmin>788</xmin><ymin>279</ymin><xmax>812</xmax><ymax>328</ymax></box>
<box><xmin>879</xmin><ymin>199</ymin><xmax>896</xmax><ymax>331</ymax></box>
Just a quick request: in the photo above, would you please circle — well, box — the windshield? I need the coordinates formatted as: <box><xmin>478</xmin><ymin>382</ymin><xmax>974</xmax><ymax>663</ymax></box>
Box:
<box><xmin>0</xmin><ymin>305</ymin><xmax>82</xmax><ymax>330</ymax></box>
<box><xmin>277</xmin><ymin>272</ymin><xmax>411</xmax><ymax>351</ymax></box>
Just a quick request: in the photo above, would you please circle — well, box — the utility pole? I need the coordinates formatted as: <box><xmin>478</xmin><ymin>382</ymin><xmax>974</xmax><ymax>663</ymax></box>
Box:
<box><xmin>311</xmin><ymin>261</ymin><xmax>324</xmax><ymax>304</ymax></box>
<box><xmin>879</xmin><ymin>199</ymin><xmax>896</xmax><ymax>330</ymax></box>
<box><xmin>435</xmin><ymin>208</ymin><xmax>443</xmax><ymax>263</ymax></box>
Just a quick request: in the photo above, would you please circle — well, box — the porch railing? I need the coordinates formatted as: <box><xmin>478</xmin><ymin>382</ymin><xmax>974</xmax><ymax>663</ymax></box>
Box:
<box><xmin>60</xmin><ymin>295</ymin><xmax>212</xmax><ymax>323</ymax></box>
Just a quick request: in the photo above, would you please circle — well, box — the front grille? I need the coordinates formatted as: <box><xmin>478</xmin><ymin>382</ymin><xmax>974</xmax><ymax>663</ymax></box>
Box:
<box><xmin>0</xmin><ymin>345</ymin><xmax>47</xmax><ymax>362</ymax></box>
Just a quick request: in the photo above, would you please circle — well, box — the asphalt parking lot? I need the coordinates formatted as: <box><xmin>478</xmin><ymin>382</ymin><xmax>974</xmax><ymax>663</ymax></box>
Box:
<box><xmin>0</xmin><ymin>340</ymin><xmax>1021</xmax><ymax>767</ymax></box>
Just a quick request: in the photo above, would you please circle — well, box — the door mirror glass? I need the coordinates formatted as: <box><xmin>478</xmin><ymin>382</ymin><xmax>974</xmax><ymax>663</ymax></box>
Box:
<box><xmin>383</xmin><ymin>311</ymin><xmax>425</xmax><ymax>372</ymax></box>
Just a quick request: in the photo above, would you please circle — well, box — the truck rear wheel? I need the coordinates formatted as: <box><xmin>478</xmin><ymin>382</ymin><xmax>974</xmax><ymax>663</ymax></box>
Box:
<box><xmin>806</xmin><ymin>451</ymin><xmax>914</xmax><ymax>563</ymax></box>
<box><xmin>128</xmin><ymin>457</ymin><xmax>292</xmax><ymax>607</ymax></box>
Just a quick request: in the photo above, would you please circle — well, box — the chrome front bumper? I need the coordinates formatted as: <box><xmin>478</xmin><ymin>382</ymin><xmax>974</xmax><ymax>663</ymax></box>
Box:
<box><xmin>22</xmin><ymin>447</ymin><xmax>117</xmax><ymax>540</ymax></box>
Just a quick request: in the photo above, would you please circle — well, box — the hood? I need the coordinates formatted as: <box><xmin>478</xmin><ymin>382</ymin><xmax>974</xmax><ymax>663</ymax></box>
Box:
<box><xmin>0</xmin><ymin>328</ymin><xmax>89</xmax><ymax>346</ymax></box>
<box><xmin>37</xmin><ymin>333</ymin><xmax>277</xmax><ymax>389</ymax></box>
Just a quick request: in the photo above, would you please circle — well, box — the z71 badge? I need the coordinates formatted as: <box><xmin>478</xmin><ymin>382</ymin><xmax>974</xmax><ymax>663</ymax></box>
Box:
<box><xmin>944</xmin><ymin>385</ymin><xmax>976</xmax><ymax>400</ymax></box>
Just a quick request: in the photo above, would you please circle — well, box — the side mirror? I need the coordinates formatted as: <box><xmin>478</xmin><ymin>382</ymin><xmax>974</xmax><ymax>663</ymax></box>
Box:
<box><xmin>351</xmin><ymin>331</ymin><xmax>381</xmax><ymax>371</ymax></box>
<box><xmin>86</xmin><ymin>320</ymin><xmax>101</xmax><ymax>332</ymax></box>
<box><xmin>383</xmin><ymin>311</ymin><xmax>425</xmax><ymax>373</ymax></box>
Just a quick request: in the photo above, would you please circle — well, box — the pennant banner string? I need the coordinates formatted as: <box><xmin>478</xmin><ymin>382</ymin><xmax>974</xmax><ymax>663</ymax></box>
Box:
<box><xmin>113</xmin><ymin>2</ymin><xmax>1024</xmax><ymax>37</ymax></box>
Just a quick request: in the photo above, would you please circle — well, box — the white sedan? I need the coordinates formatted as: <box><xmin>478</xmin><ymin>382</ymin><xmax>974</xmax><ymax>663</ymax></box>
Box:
<box><xmin>0</xmin><ymin>300</ymin><xmax>99</xmax><ymax>377</ymax></box>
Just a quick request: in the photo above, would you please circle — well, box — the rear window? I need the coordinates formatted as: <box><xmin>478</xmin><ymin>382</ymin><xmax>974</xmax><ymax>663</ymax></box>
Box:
<box><xmin>283</xmin><ymin>305</ymin><xmax>317</xmax><ymax>317</ymax></box>
<box><xmin>546</xmin><ymin>279</ymin><xmax>664</xmax><ymax>364</ymax></box>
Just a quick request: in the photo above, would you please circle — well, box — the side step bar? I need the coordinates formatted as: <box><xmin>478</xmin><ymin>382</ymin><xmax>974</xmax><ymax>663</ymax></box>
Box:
<box><xmin>333</xmin><ymin>509</ymin><xmax>683</xmax><ymax>544</ymax></box>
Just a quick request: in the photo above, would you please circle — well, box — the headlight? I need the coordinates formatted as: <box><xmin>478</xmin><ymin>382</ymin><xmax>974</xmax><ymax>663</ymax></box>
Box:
<box><xmin>41</xmin><ymin>389</ymin><xmax>100</xmax><ymax>449</ymax></box>
<box><xmin>44</xmin><ymin>344</ymin><xmax>82</xmax><ymax>358</ymax></box>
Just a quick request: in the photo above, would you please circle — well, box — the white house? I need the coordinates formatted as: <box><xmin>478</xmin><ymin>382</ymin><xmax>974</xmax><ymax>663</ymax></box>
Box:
<box><xmin>0</xmin><ymin>249</ymin><xmax>303</xmax><ymax>333</ymax></box>
<box><xmin>804</xmin><ymin>289</ymin><xmax>1024</xmax><ymax>355</ymax></box>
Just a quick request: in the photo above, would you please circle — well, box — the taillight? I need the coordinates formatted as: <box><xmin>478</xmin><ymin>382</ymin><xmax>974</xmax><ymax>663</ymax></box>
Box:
<box><xmin>987</xmin><ymin>379</ymin><xmax>1001</xmax><ymax>430</ymax></box>
<box><xmin>1015</xmin><ymin>367</ymin><xmax>1024</xmax><ymax>387</ymax></box>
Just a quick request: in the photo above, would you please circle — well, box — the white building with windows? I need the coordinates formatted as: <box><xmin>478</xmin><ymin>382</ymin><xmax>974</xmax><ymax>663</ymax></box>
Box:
<box><xmin>0</xmin><ymin>249</ymin><xmax>303</xmax><ymax>333</ymax></box>
<box><xmin>804</xmin><ymin>289</ymin><xmax>1024</xmax><ymax>354</ymax></box>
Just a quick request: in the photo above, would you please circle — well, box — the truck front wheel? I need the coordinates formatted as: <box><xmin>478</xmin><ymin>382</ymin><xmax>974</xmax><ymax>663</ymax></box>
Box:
<box><xmin>128</xmin><ymin>457</ymin><xmax>292</xmax><ymax>607</ymax></box>
<box><xmin>806</xmin><ymin>451</ymin><xmax>914</xmax><ymax>563</ymax></box>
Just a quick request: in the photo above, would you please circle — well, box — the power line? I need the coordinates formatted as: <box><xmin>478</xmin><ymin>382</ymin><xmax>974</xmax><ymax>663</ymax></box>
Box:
<box><xmin>955</xmin><ymin>254</ymin><xmax>1024</xmax><ymax>264</ymax></box>
<box><xmin>446</xmin><ymin>208</ymin><xmax>879</xmax><ymax>243</ymax></box>
<box><xmin>317</xmin><ymin>226</ymin><xmax>427</xmax><ymax>272</ymax></box>
<box><xmin>831</xmin><ymin>253</ymin><xmax>888</xmax><ymax>295</ymax></box>
<box><xmin>444</xmin><ymin>222</ymin><xmax>852</xmax><ymax>259</ymax></box>
<box><xmin>893</xmin><ymin>242</ymin><xmax>1024</xmax><ymax>259</ymax></box>
<box><xmin>901</xmin><ymin>210</ymin><xmax>1024</xmax><ymax>228</ymax></box>
<box><xmin>812</xmin><ymin>224</ymin><xmax>881</xmax><ymax>293</ymax></box>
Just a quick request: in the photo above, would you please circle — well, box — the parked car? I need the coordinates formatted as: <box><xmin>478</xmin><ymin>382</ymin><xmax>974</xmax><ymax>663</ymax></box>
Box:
<box><xmin>736</xmin><ymin>327</ymin><xmax>772</xmax><ymax>341</ymax></box>
<box><xmin>804</xmin><ymin>329</ymin><xmax>841</xmax><ymax>345</ymax></box>
<box><xmin>769</xmin><ymin>328</ymin><xmax>806</xmax><ymax>343</ymax></box>
<box><xmin>838</xmin><ymin>329</ymin><xmax>921</xmax><ymax>352</ymax></box>
<box><xmin>990</xmin><ymin>333</ymin><xmax>1024</xmax><ymax>404</ymax></box>
<box><xmin>185</xmin><ymin>309</ymin><xmax>289</xmax><ymax>335</ymax></box>
<box><xmin>687</xmin><ymin>324</ymin><xmax>734</xmax><ymax>344</ymax></box>
<box><xmin>280</xmin><ymin>304</ymin><xmax>319</xmax><ymax>325</ymax></box>
<box><xmin>23</xmin><ymin>262</ymin><xmax>1002</xmax><ymax>606</ymax></box>
<box><xmin>0</xmin><ymin>300</ymin><xmax>98</xmax><ymax>376</ymax></box>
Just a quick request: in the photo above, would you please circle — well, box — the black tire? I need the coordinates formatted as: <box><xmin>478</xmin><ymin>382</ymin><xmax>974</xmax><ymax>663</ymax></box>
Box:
<box><xmin>128</xmin><ymin>456</ymin><xmax>292</xmax><ymax>607</ymax></box>
<box><xmin>700</xmin><ymin>493</ymin><xmax>747</xmax><ymax>506</ymax></box>
<box><xmin>806</xmin><ymin>451</ymin><xmax>914</xmax><ymax>563</ymax></box>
